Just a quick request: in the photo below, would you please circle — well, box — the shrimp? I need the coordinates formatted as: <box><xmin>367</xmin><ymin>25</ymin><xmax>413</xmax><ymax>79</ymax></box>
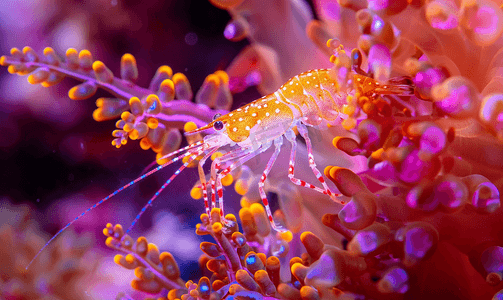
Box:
<box><xmin>184</xmin><ymin>67</ymin><xmax>413</xmax><ymax>231</ymax></box>
<box><xmin>25</xmin><ymin>51</ymin><xmax>414</xmax><ymax>270</ymax></box>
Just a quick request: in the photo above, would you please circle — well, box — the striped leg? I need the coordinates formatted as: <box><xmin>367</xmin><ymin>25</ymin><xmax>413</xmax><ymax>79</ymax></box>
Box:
<box><xmin>214</xmin><ymin>144</ymin><xmax>272</xmax><ymax>221</ymax></box>
<box><xmin>210</xmin><ymin>147</ymin><xmax>255</xmax><ymax>219</ymax></box>
<box><xmin>296</xmin><ymin>123</ymin><xmax>342</xmax><ymax>203</ymax></box>
<box><xmin>197</xmin><ymin>148</ymin><xmax>219</xmax><ymax>216</ymax></box>
<box><xmin>213</xmin><ymin>149</ymin><xmax>251</xmax><ymax>220</ymax></box>
<box><xmin>285</xmin><ymin>128</ymin><xmax>329</xmax><ymax>195</ymax></box>
<box><xmin>209</xmin><ymin>148</ymin><xmax>251</xmax><ymax>213</ymax></box>
<box><xmin>258</xmin><ymin>137</ymin><xmax>287</xmax><ymax>232</ymax></box>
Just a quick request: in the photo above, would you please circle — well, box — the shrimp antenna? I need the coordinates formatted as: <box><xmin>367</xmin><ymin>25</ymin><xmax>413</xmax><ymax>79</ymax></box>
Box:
<box><xmin>125</xmin><ymin>146</ymin><xmax>211</xmax><ymax>235</ymax></box>
<box><xmin>25</xmin><ymin>140</ymin><xmax>204</xmax><ymax>270</ymax></box>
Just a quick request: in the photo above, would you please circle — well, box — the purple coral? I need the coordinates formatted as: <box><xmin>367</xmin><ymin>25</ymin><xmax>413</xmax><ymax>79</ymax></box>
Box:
<box><xmin>2</xmin><ymin>0</ymin><xmax>503</xmax><ymax>299</ymax></box>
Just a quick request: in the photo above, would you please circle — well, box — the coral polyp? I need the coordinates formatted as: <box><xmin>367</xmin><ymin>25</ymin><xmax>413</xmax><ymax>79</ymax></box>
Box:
<box><xmin>2</xmin><ymin>0</ymin><xmax>503</xmax><ymax>299</ymax></box>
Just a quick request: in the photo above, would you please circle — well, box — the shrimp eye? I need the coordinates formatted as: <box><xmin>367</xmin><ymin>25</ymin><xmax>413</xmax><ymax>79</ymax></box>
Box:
<box><xmin>213</xmin><ymin>120</ymin><xmax>224</xmax><ymax>131</ymax></box>
<box><xmin>213</xmin><ymin>113</ymin><xmax>222</xmax><ymax>121</ymax></box>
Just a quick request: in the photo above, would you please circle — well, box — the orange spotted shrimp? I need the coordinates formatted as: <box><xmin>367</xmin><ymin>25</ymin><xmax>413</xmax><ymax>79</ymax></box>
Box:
<box><xmin>26</xmin><ymin>47</ymin><xmax>414</xmax><ymax>270</ymax></box>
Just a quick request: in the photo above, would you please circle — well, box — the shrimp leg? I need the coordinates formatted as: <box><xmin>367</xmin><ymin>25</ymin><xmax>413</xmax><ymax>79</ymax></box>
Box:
<box><xmin>212</xmin><ymin>143</ymin><xmax>271</xmax><ymax>220</ymax></box>
<box><xmin>285</xmin><ymin>128</ymin><xmax>329</xmax><ymax>195</ymax></box>
<box><xmin>296</xmin><ymin>124</ymin><xmax>343</xmax><ymax>203</ymax></box>
<box><xmin>197</xmin><ymin>148</ymin><xmax>220</xmax><ymax>216</ymax></box>
<box><xmin>209</xmin><ymin>147</ymin><xmax>254</xmax><ymax>212</ymax></box>
<box><xmin>257</xmin><ymin>136</ymin><xmax>286</xmax><ymax>232</ymax></box>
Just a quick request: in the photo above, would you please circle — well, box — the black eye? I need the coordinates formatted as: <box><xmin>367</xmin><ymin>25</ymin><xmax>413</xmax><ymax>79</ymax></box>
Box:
<box><xmin>213</xmin><ymin>120</ymin><xmax>224</xmax><ymax>131</ymax></box>
<box><xmin>213</xmin><ymin>113</ymin><xmax>221</xmax><ymax>121</ymax></box>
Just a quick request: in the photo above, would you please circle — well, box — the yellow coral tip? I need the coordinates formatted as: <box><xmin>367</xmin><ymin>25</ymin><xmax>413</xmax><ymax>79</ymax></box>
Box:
<box><xmin>279</xmin><ymin>230</ymin><xmax>293</xmax><ymax>242</ymax></box>
<box><xmin>324</xmin><ymin>165</ymin><xmax>333</xmax><ymax>177</ymax></box>
<box><xmin>158</xmin><ymin>65</ymin><xmax>173</xmax><ymax>76</ymax></box>
<box><xmin>225</xmin><ymin>213</ymin><xmax>237</xmax><ymax>222</ymax></box>
<box><xmin>27</xmin><ymin>75</ymin><xmax>36</xmax><ymax>85</ymax></box>
<box><xmin>140</xmin><ymin>138</ymin><xmax>151</xmax><ymax>150</ymax></box>
<box><xmin>146</xmin><ymin>94</ymin><xmax>159</xmax><ymax>102</ymax></box>
<box><xmin>113</xmin><ymin>254</ymin><xmax>123</xmax><ymax>265</ymax></box>
<box><xmin>240</xmin><ymin>196</ymin><xmax>251</xmax><ymax>208</ymax></box>
<box><xmin>92</xmin><ymin>60</ymin><xmax>105</xmax><ymax>71</ymax></box>
<box><xmin>0</xmin><ymin>56</ymin><xmax>6</xmax><ymax>66</ymax></box>
<box><xmin>156</xmin><ymin>153</ymin><xmax>169</xmax><ymax>165</ymax></box>
<box><xmin>128</xmin><ymin>96</ymin><xmax>140</xmax><ymax>106</ymax></box>
<box><xmin>10</xmin><ymin>48</ymin><xmax>20</xmax><ymax>55</ymax></box>
<box><xmin>172</xmin><ymin>72</ymin><xmax>188</xmax><ymax>83</ymax></box>
<box><xmin>129</xmin><ymin>129</ymin><xmax>139</xmax><ymax>140</ymax></box>
<box><xmin>122</xmin><ymin>53</ymin><xmax>135</xmax><ymax>62</ymax></box>
<box><xmin>371</xmin><ymin>148</ymin><xmax>384</xmax><ymax>160</ymax></box>
<box><xmin>184</xmin><ymin>121</ymin><xmax>197</xmax><ymax>132</ymax></box>
<box><xmin>43</xmin><ymin>47</ymin><xmax>54</xmax><ymax>55</ymax></box>
<box><xmin>124</xmin><ymin>254</ymin><xmax>135</xmax><ymax>264</ymax></box>
<box><xmin>214</xmin><ymin>70</ymin><xmax>229</xmax><ymax>84</ymax></box>
<box><xmin>212</xmin><ymin>222</ymin><xmax>223</xmax><ymax>232</ymax></box>
<box><xmin>211</xmin><ymin>152</ymin><xmax>223</xmax><ymax>161</ymax></box>
<box><xmin>221</xmin><ymin>174</ymin><xmax>233</xmax><ymax>186</ymax></box>
<box><xmin>66</xmin><ymin>48</ymin><xmax>77</xmax><ymax>55</ymax></box>
<box><xmin>79</xmin><ymin>49</ymin><xmax>91</xmax><ymax>58</ymax></box>
<box><xmin>342</xmin><ymin>118</ymin><xmax>357</xmax><ymax>130</ymax></box>
<box><xmin>209</xmin><ymin>0</ymin><xmax>244</xmax><ymax>9</ymax></box>
<box><xmin>332</xmin><ymin>136</ymin><xmax>343</xmax><ymax>148</ymax></box>
<box><xmin>342</xmin><ymin>104</ymin><xmax>355</xmax><ymax>116</ymax></box>
<box><xmin>160</xmin><ymin>78</ymin><xmax>175</xmax><ymax>90</ymax></box>
<box><xmin>147</xmin><ymin>117</ymin><xmax>159</xmax><ymax>129</ymax></box>
<box><xmin>235</xmin><ymin>179</ymin><xmax>248</xmax><ymax>196</ymax></box>
<box><xmin>190</xmin><ymin>187</ymin><xmax>203</xmax><ymax>199</ymax></box>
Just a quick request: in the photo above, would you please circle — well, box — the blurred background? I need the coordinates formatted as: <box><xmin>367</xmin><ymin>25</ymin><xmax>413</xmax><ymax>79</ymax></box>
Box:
<box><xmin>0</xmin><ymin>0</ymin><xmax>256</xmax><ymax>298</ymax></box>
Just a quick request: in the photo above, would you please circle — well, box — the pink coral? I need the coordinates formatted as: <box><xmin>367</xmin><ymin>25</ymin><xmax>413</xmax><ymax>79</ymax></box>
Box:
<box><xmin>2</xmin><ymin>0</ymin><xmax>503</xmax><ymax>299</ymax></box>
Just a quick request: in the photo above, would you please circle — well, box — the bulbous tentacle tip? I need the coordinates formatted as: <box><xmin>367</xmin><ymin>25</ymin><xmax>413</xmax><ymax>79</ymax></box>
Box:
<box><xmin>377</xmin><ymin>267</ymin><xmax>409</xmax><ymax>294</ymax></box>
<box><xmin>209</xmin><ymin>0</ymin><xmax>244</xmax><ymax>10</ymax></box>
<box><xmin>92</xmin><ymin>60</ymin><xmax>114</xmax><ymax>83</ymax></box>
<box><xmin>78</xmin><ymin>49</ymin><xmax>93</xmax><ymax>70</ymax></box>
<box><xmin>68</xmin><ymin>81</ymin><xmax>98</xmax><ymax>100</ymax></box>
<box><xmin>120</xmin><ymin>53</ymin><xmax>138</xmax><ymax>82</ymax></box>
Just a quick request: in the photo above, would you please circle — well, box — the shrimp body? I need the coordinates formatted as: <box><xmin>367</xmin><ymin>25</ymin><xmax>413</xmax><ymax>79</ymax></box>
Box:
<box><xmin>184</xmin><ymin>68</ymin><xmax>415</xmax><ymax>231</ymax></box>
<box><xmin>27</xmin><ymin>66</ymin><xmax>413</xmax><ymax>269</ymax></box>
<box><xmin>193</xmin><ymin>69</ymin><xmax>346</xmax><ymax>145</ymax></box>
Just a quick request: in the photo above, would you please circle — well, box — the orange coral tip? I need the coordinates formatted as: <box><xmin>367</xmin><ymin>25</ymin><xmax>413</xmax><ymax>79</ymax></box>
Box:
<box><xmin>42</xmin><ymin>47</ymin><xmax>54</xmax><ymax>56</ymax></box>
<box><xmin>211</xmin><ymin>152</ymin><xmax>223</xmax><ymax>161</ymax></box>
<box><xmin>212</xmin><ymin>222</ymin><xmax>223</xmax><ymax>233</ymax></box>
<box><xmin>10</xmin><ymin>47</ymin><xmax>21</xmax><ymax>56</ymax></box>
<box><xmin>221</xmin><ymin>174</ymin><xmax>233</xmax><ymax>186</ymax></box>
<box><xmin>214</xmin><ymin>70</ymin><xmax>229</xmax><ymax>84</ymax></box>
<box><xmin>68</xmin><ymin>82</ymin><xmax>97</xmax><ymax>100</ymax></box>
<box><xmin>113</xmin><ymin>254</ymin><xmax>123</xmax><ymax>265</ymax></box>
<box><xmin>190</xmin><ymin>187</ymin><xmax>203</xmax><ymax>199</ymax></box>
<box><xmin>279</xmin><ymin>230</ymin><xmax>293</xmax><ymax>242</ymax></box>
<box><xmin>78</xmin><ymin>49</ymin><xmax>93</xmax><ymax>70</ymax></box>
<box><xmin>209</xmin><ymin>0</ymin><xmax>244</xmax><ymax>9</ymax></box>
<box><xmin>184</xmin><ymin>121</ymin><xmax>197</xmax><ymax>132</ymax></box>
